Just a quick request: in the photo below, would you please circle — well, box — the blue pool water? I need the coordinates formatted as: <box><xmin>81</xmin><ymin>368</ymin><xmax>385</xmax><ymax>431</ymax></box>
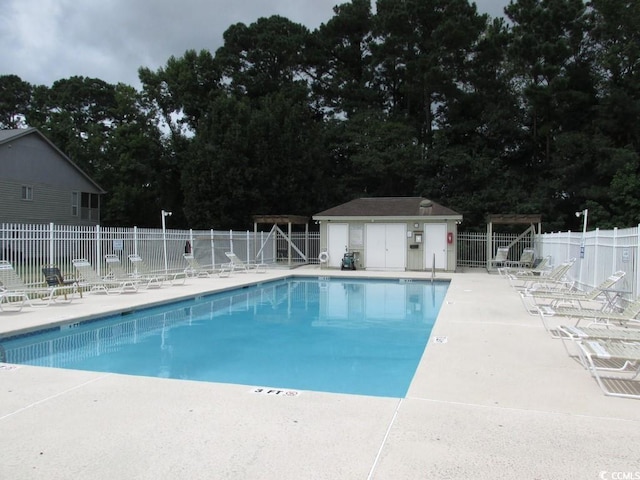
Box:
<box><xmin>1</xmin><ymin>277</ymin><xmax>448</xmax><ymax>398</ymax></box>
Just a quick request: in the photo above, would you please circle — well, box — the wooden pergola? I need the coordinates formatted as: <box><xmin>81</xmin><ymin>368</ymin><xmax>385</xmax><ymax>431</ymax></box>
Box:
<box><xmin>252</xmin><ymin>215</ymin><xmax>310</xmax><ymax>265</ymax></box>
<box><xmin>486</xmin><ymin>214</ymin><xmax>542</xmax><ymax>270</ymax></box>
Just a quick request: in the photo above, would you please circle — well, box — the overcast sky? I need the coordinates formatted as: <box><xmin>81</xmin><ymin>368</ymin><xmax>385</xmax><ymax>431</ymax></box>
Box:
<box><xmin>1</xmin><ymin>0</ymin><xmax>508</xmax><ymax>89</ymax></box>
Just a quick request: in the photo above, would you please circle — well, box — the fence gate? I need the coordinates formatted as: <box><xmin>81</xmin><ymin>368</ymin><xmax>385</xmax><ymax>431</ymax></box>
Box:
<box><xmin>457</xmin><ymin>232</ymin><xmax>536</xmax><ymax>270</ymax></box>
<box><xmin>252</xmin><ymin>215</ymin><xmax>311</xmax><ymax>266</ymax></box>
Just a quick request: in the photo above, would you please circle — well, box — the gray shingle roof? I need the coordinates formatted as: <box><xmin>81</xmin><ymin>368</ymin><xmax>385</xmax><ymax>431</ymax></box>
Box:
<box><xmin>314</xmin><ymin>197</ymin><xmax>461</xmax><ymax>218</ymax></box>
<box><xmin>0</xmin><ymin>128</ymin><xmax>37</xmax><ymax>144</ymax></box>
<box><xmin>0</xmin><ymin>127</ymin><xmax>105</xmax><ymax>193</ymax></box>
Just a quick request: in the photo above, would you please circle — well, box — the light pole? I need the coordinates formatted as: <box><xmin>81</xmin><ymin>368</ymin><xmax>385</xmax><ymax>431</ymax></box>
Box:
<box><xmin>575</xmin><ymin>208</ymin><xmax>588</xmax><ymax>285</ymax></box>
<box><xmin>161</xmin><ymin>209</ymin><xmax>172</xmax><ymax>275</ymax></box>
<box><xmin>575</xmin><ymin>209</ymin><xmax>588</xmax><ymax>257</ymax></box>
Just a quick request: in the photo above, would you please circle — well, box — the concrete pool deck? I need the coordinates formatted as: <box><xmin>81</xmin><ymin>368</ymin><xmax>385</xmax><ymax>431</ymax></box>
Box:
<box><xmin>1</xmin><ymin>268</ymin><xmax>639</xmax><ymax>479</ymax></box>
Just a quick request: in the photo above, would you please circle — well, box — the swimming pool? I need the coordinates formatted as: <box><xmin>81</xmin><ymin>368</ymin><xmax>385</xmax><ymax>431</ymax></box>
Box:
<box><xmin>1</xmin><ymin>277</ymin><xmax>448</xmax><ymax>397</ymax></box>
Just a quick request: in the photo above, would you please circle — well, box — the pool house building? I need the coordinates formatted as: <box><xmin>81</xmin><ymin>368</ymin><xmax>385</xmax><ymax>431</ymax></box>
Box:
<box><xmin>313</xmin><ymin>197</ymin><xmax>462</xmax><ymax>272</ymax></box>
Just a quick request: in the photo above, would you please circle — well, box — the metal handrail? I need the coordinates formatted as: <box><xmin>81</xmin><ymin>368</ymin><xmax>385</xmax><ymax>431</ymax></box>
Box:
<box><xmin>431</xmin><ymin>253</ymin><xmax>436</xmax><ymax>282</ymax></box>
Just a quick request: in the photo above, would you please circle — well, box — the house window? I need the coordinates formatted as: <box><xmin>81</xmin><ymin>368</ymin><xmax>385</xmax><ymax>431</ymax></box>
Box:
<box><xmin>21</xmin><ymin>185</ymin><xmax>33</xmax><ymax>201</ymax></box>
<box><xmin>80</xmin><ymin>192</ymin><xmax>100</xmax><ymax>221</ymax></box>
<box><xmin>71</xmin><ymin>192</ymin><xmax>79</xmax><ymax>216</ymax></box>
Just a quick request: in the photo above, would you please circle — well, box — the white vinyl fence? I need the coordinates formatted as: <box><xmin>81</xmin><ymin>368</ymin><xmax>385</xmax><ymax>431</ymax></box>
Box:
<box><xmin>457</xmin><ymin>225</ymin><xmax>640</xmax><ymax>299</ymax></box>
<box><xmin>0</xmin><ymin>223</ymin><xmax>318</xmax><ymax>286</ymax></box>
<box><xmin>537</xmin><ymin>226</ymin><xmax>640</xmax><ymax>298</ymax></box>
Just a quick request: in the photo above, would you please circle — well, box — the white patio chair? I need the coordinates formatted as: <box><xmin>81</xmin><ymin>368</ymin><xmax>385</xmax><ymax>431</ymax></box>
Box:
<box><xmin>72</xmin><ymin>258</ymin><xmax>138</xmax><ymax>295</ymax></box>
<box><xmin>224</xmin><ymin>252</ymin><xmax>266</xmax><ymax>273</ymax></box>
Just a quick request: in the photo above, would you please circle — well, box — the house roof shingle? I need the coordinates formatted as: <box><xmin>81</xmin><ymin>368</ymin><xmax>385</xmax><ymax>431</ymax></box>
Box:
<box><xmin>313</xmin><ymin>197</ymin><xmax>461</xmax><ymax>218</ymax></box>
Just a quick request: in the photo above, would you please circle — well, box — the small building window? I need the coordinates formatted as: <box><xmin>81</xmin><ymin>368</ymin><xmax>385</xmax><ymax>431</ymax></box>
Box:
<box><xmin>80</xmin><ymin>192</ymin><xmax>100</xmax><ymax>221</ymax></box>
<box><xmin>71</xmin><ymin>192</ymin><xmax>79</xmax><ymax>216</ymax></box>
<box><xmin>21</xmin><ymin>185</ymin><xmax>33</xmax><ymax>201</ymax></box>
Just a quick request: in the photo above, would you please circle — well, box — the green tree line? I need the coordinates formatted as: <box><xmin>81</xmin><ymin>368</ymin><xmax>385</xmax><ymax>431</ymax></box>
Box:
<box><xmin>1</xmin><ymin>0</ymin><xmax>638</xmax><ymax>231</ymax></box>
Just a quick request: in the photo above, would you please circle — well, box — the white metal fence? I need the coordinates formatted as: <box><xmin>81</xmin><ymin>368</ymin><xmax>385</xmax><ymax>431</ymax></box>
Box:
<box><xmin>3</xmin><ymin>221</ymin><xmax>639</xmax><ymax>299</ymax></box>
<box><xmin>0</xmin><ymin>223</ymin><xmax>319</xmax><ymax>286</ymax></box>
<box><xmin>456</xmin><ymin>232</ymin><xmax>535</xmax><ymax>269</ymax></box>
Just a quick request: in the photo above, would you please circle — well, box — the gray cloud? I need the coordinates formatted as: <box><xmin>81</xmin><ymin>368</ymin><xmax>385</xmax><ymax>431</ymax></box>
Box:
<box><xmin>1</xmin><ymin>0</ymin><xmax>508</xmax><ymax>89</ymax></box>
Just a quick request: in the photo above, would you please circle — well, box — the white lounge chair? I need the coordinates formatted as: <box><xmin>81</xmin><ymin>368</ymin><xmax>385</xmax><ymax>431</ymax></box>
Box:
<box><xmin>536</xmin><ymin>296</ymin><xmax>640</xmax><ymax>336</ymax></box>
<box><xmin>128</xmin><ymin>254</ymin><xmax>187</xmax><ymax>285</ymax></box>
<box><xmin>501</xmin><ymin>255</ymin><xmax>552</xmax><ymax>278</ymax></box>
<box><xmin>577</xmin><ymin>340</ymin><xmax>640</xmax><ymax>399</ymax></box>
<box><xmin>72</xmin><ymin>258</ymin><xmax>138</xmax><ymax>295</ymax></box>
<box><xmin>507</xmin><ymin>259</ymin><xmax>576</xmax><ymax>290</ymax></box>
<box><xmin>224</xmin><ymin>252</ymin><xmax>266</xmax><ymax>273</ymax></box>
<box><xmin>498</xmin><ymin>251</ymin><xmax>546</xmax><ymax>276</ymax></box>
<box><xmin>105</xmin><ymin>254</ymin><xmax>162</xmax><ymax>289</ymax></box>
<box><xmin>518</xmin><ymin>271</ymin><xmax>626</xmax><ymax>314</ymax></box>
<box><xmin>183</xmin><ymin>253</ymin><xmax>230</xmax><ymax>278</ymax></box>
<box><xmin>557</xmin><ymin>324</ymin><xmax>640</xmax><ymax>369</ymax></box>
<box><xmin>490</xmin><ymin>247</ymin><xmax>509</xmax><ymax>270</ymax></box>
<box><xmin>0</xmin><ymin>260</ymin><xmax>78</xmax><ymax>310</ymax></box>
<box><xmin>0</xmin><ymin>287</ymin><xmax>29</xmax><ymax>312</ymax></box>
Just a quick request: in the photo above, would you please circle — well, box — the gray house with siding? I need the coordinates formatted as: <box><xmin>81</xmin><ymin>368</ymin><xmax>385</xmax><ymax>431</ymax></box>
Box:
<box><xmin>0</xmin><ymin>128</ymin><xmax>105</xmax><ymax>225</ymax></box>
<box><xmin>313</xmin><ymin>197</ymin><xmax>462</xmax><ymax>272</ymax></box>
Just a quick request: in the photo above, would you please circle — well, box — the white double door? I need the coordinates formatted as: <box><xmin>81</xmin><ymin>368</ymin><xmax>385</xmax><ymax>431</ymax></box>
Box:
<box><xmin>365</xmin><ymin>224</ymin><xmax>406</xmax><ymax>271</ymax></box>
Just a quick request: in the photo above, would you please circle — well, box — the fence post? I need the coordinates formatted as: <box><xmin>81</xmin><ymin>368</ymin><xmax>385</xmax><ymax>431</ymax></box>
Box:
<box><xmin>210</xmin><ymin>229</ymin><xmax>215</xmax><ymax>267</ymax></box>
<box><xmin>486</xmin><ymin>222</ymin><xmax>492</xmax><ymax>270</ymax></box>
<box><xmin>49</xmin><ymin>222</ymin><xmax>54</xmax><ymax>266</ymax></box>
<box><xmin>612</xmin><ymin>227</ymin><xmax>618</xmax><ymax>274</ymax></box>
<box><xmin>133</xmin><ymin>226</ymin><xmax>138</xmax><ymax>255</ymax></box>
<box><xmin>96</xmin><ymin>224</ymin><xmax>102</xmax><ymax>276</ymax></box>
<box><xmin>636</xmin><ymin>224</ymin><xmax>640</xmax><ymax>298</ymax></box>
<box><xmin>246</xmin><ymin>230</ymin><xmax>250</xmax><ymax>262</ymax></box>
<box><xmin>592</xmin><ymin>228</ymin><xmax>599</xmax><ymax>287</ymax></box>
<box><xmin>288</xmin><ymin>222</ymin><xmax>293</xmax><ymax>266</ymax></box>
<box><xmin>229</xmin><ymin>229</ymin><xmax>233</xmax><ymax>254</ymax></box>
<box><xmin>305</xmin><ymin>223</ymin><xmax>309</xmax><ymax>264</ymax></box>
